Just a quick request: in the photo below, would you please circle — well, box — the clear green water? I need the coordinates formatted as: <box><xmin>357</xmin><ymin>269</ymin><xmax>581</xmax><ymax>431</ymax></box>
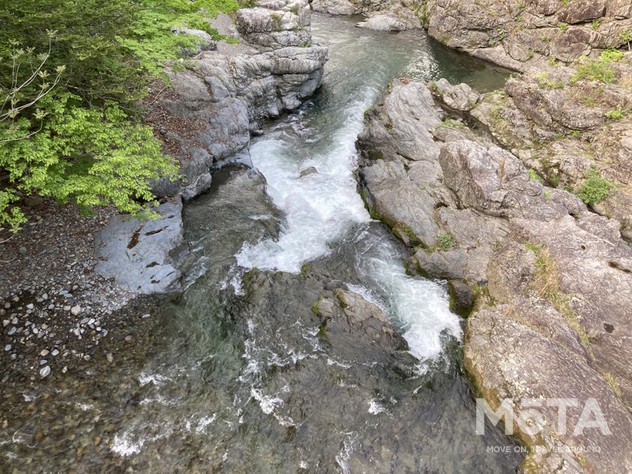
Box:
<box><xmin>0</xmin><ymin>14</ymin><xmax>520</xmax><ymax>473</ymax></box>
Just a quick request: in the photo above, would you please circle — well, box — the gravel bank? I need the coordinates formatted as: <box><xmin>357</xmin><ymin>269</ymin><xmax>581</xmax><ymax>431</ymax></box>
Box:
<box><xmin>0</xmin><ymin>199</ymin><xmax>163</xmax><ymax>387</ymax></box>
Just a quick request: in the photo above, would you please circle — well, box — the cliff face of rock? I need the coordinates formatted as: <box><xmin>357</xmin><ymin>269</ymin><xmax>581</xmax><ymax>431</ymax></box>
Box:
<box><xmin>95</xmin><ymin>0</ymin><xmax>327</xmax><ymax>295</ymax></box>
<box><xmin>357</xmin><ymin>78</ymin><xmax>632</xmax><ymax>472</ymax></box>
<box><xmin>311</xmin><ymin>0</ymin><xmax>631</xmax><ymax>69</ymax></box>
<box><xmin>151</xmin><ymin>0</ymin><xmax>327</xmax><ymax>201</ymax></box>
<box><xmin>425</xmin><ymin>0</ymin><xmax>632</xmax><ymax>71</ymax></box>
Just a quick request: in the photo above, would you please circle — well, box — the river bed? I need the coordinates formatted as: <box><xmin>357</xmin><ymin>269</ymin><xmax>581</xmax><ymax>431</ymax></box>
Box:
<box><xmin>0</xmin><ymin>14</ymin><xmax>521</xmax><ymax>473</ymax></box>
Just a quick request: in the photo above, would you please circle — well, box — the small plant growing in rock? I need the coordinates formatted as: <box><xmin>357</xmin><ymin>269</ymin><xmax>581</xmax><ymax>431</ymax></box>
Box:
<box><xmin>572</xmin><ymin>50</ymin><xmax>623</xmax><ymax>85</ymax></box>
<box><xmin>436</xmin><ymin>232</ymin><xmax>456</xmax><ymax>251</ymax></box>
<box><xmin>592</xmin><ymin>19</ymin><xmax>601</xmax><ymax>30</ymax></box>
<box><xmin>438</xmin><ymin>118</ymin><xmax>466</xmax><ymax>129</ymax></box>
<box><xmin>524</xmin><ymin>241</ymin><xmax>591</xmax><ymax>345</ymax></box>
<box><xmin>558</xmin><ymin>22</ymin><xmax>569</xmax><ymax>32</ymax></box>
<box><xmin>270</xmin><ymin>13</ymin><xmax>282</xmax><ymax>30</ymax></box>
<box><xmin>528</xmin><ymin>168</ymin><xmax>543</xmax><ymax>183</ymax></box>
<box><xmin>605</xmin><ymin>109</ymin><xmax>625</xmax><ymax>120</ymax></box>
<box><xmin>535</xmin><ymin>72</ymin><xmax>564</xmax><ymax>89</ymax></box>
<box><xmin>576</xmin><ymin>166</ymin><xmax>616</xmax><ymax>205</ymax></box>
<box><xmin>620</xmin><ymin>30</ymin><xmax>632</xmax><ymax>50</ymax></box>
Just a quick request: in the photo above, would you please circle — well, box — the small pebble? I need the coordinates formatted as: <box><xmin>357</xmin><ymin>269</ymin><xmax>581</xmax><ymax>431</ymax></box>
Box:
<box><xmin>40</xmin><ymin>349</ymin><xmax>49</xmax><ymax>357</ymax></box>
<box><xmin>4</xmin><ymin>344</ymin><xmax>11</xmax><ymax>352</ymax></box>
<box><xmin>40</xmin><ymin>366</ymin><xmax>51</xmax><ymax>378</ymax></box>
<box><xmin>71</xmin><ymin>306</ymin><xmax>81</xmax><ymax>316</ymax></box>
<box><xmin>51</xmin><ymin>349</ymin><xmax>59</xmax><ymax>356</ymax></box>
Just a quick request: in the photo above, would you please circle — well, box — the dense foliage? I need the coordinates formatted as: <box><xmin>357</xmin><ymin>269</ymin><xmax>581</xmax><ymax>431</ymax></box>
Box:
<box><xmin>0</xmin><ymin>0</ymin><xmax>238</xmax><ymax>231</ymax></box>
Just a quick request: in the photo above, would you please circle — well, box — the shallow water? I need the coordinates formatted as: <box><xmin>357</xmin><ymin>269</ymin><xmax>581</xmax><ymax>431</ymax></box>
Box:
<box><xmin>0</xmin><ymin>14</ymin><xmax>521</xmax><ymax>473</ymax></box>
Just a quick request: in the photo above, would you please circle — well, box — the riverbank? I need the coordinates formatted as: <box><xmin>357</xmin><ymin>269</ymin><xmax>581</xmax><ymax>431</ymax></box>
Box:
<box><xmin>0</xmin><ymin>200</ymin><xmax>166</xmax><ymax>386</ymax></box>
<box><xmin>1</xmin><ymin>0</ymin><xmax>326</xmax><ymax>388</ymax></box>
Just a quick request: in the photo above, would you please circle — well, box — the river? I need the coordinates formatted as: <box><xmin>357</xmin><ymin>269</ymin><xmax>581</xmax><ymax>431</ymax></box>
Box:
<box><xmin>0</xmin><ymin>14</ymin><xmax>521</xmax><ymax>473</ymax></box>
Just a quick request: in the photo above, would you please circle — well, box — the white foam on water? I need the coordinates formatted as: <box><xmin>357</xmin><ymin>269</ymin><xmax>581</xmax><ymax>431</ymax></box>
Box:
<box><xmin>112</xmin><ymin>433</ymin><xmax>144</xmax><ymax>457</ymax></box>
<box><xmin>195</xmin><ymin>414</ymin><xmax>217</xmax><ymax>434</ymax></box>
<box><xmin>251</xmin><ymin>388</ymin><xmax>284</xmax><ymax>415</ymax></box>
<box><xmin>138</xmin><ymin>372</ymin><xmax>170</xmax><ymax>386</ymax></box>
<box><xmin>234</xmin><ymin>81</ymin><xmax>461</xmax><ymax>365</ymax></box>
<box><xmin>368</xmin><ymin>399</ymin><xmax>387</xmax><ymax>415</ymax></box>
<box><xmin>335</xmin><ymin>432</ymin><xmax>358</xmax><ymax>474</ymax></box>
<box><xmin>235</xmin><ymin>102</ymin><xmax>373</xmax><ymax>274</ymax></box>
<box><xmin>111</xmin><ymin>426</ymin><xmax>175</xmax><ymax>458</ymax></box>
<box><xmin>355</xmin><ymin>237</ymin><xmax>462</xmax><ymax>362</ymax></box>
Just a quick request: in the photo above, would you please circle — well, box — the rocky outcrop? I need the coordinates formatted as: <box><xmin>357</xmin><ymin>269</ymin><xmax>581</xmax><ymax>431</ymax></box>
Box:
<box><xmin>314</xmin><ymin>289</ymin><xmax>409</xmax><ymax>357</ymax></box>
<box><xmin>98</xmin><ymin>0</ymin><xmax>326</xmax><ymax>295</ymax></box>
<box><xmin>311</xmin><ymin>0</ymin><xmax>423</xmax><ymax>31</ymax></box>
<box><xmin>424</xmin><ymin>0</ymin><xmax>632</xmax><ymax>71</ymax></box>
<box><xmin>150</xmin><ymin>0</ymin><xmax>327</xmax><ymax>201</ymax></box>
<box><xmin>467</xmin><ymin>51</ymin><xmax>632</xmax><ymax>240</ymax></box>
<box><xmin>357</xmin><ymin>78</ymin><xmax>632</xmax><ymax>472</ymax></box>
<box><xmin>95</xmin><ymin>201</ymin><xmax>184</xmax><ymax>295</ymax></box>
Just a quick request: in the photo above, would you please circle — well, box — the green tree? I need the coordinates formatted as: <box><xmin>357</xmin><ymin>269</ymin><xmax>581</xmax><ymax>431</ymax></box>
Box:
<box><xmin>0</xmin><ymin>0</ymin><xmax>180</xmax><ymax>231</ymax></box>
<box><xmin>0</xmin><ymin>0</ymin><xmax>147</xmax><ymax>107</ymax></box>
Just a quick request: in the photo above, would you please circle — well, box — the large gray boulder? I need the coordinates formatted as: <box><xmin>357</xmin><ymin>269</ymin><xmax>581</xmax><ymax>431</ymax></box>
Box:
<box><xmin>314</xmin><ymin>289</ymin><xmax>408</xmax><ymax>358</ymax></box>
<box><xmin>95</xmin><ymin>201</ymin><xmax>183</xmax><ymax>295</ymax></box>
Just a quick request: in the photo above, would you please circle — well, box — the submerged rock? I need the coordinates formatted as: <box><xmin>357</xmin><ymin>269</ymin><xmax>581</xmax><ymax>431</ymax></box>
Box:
<box><xmin>298</xmin><ymin>166</ymin><xmax>318</xmax><ymax>178</ymax></box>
<box><xmin>356</xmin><ymin>14</ymin><xmax>407</xmax><ymax>32</ymax></box>
<box><xmin>314</xmin><ymin>289</ymin><xmax>408</xmax><ymax>355</ymax></box>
